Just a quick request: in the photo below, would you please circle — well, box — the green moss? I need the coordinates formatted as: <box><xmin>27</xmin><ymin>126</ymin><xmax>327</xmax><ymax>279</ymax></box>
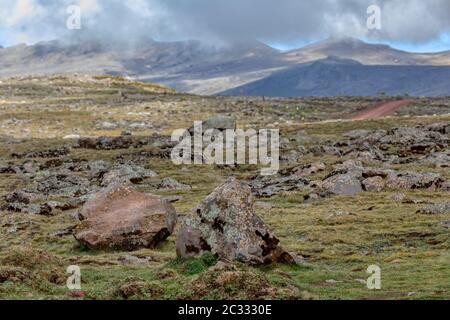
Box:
<box><xmin>166</xmin><ymin>253</ymin><xmax>219</xmax><ymax>276</ymax></box>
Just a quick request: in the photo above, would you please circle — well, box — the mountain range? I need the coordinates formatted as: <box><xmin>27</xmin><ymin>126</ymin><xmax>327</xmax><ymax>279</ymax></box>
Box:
<box><xmin>1</xmin><ymin>37</ymin><xmax>450</xmax><ymax>96</ymax></box>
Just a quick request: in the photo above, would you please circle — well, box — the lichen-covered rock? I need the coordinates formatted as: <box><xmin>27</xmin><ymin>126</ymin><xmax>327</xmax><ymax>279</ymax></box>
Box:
<box><xmin>362</xmin><ymin>176</ymin><xmax>385</xmax><ymax>192</ymax></box>
<box><xmin>245</xmin><ymin>174</ymin><xmax>309</xmax><ymax>197</ymax></box>
<box><xmin>442</xmin><ymin>181</ymin><xmax>450</xmax><ymax>192</ymax></box>
<box><xmin>101</xmin><ymin>164</ymin><xmax>157</xmax><ymax>187</ymax></box>
<box><xmin>385</xmin><ymin>171</ymin><xmax>442</xmax><ymax>190</ymax></box>
<box><xmin>74</xmin><ymin>184</ymin><xmax>177</xmax><ymax>251</ymax></box>
<box><xmin>424</xmin><ymin>122</ymin><xmax>450</xmax><ymax>135</ymax></box>
<box><xmin>419</xmin><ymin>152</ymin><xmax>450</xmax><ymax>168</ymax></box>
<box><xmin>321</xmin><ymin>173</ymin><xmax>363</xmax><ymax>196</ymax></box>
<box><xmin>157</xmin><ymin>177</ymin><xmax>191</xmax><ymax>190</ymax></box>
<box><xmin>291</xmin><ymin>162</ymin><xmax>326</xmax><ymax>177</ymax></box>
<box><xmin>175</xmin><ymin>178</ymin><xmax>293</xmax><ymax>264</ymax></box>
<box><xmin>11</xmin><ymin>146</ymin><xmax>71</xmax><ymax>159</ymax></box>
<box><xmin>35</xmin><ymin>172</ymin><xmax>94</xmax><ymax>197</ymax></box>
<box><xmin>78</xmin><ymin>136</ymin><xmax>134</xmax><ymax>150</ymax></box>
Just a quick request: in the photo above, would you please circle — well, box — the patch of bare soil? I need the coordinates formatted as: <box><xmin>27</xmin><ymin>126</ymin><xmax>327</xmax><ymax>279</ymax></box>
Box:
<box><xmin>351</xmin><ymin>100</ymin><xmax>413</xmax><ymax>120</ymax></box>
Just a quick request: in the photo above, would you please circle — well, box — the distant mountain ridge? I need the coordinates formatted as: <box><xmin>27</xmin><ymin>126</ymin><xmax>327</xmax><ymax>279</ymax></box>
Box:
<box><xmin>222</xmin><ymin>56</ymin><xmax>450</xmax><ymax>97</ymax></box>
<box><xmin>1</xmin><ymin>37</ymin><xmax>450</xmax><ymax>96</ymax></box>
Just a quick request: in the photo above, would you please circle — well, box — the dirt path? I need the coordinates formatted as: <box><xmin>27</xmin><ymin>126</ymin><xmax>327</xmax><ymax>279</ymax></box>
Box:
<box><xmin>351</xmin><ymin>99</ymin><xmax>413</xmax><ymax>120</ymax></box>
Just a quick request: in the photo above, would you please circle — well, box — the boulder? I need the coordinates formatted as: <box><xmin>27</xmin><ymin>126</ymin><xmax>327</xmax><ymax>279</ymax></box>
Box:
<box><xmin>74</xmin><ymin>184</ymin><xmax>177</xmax><ymax>251</ymax></box>
<box><xmin>321</xmin><ymin>173</ymin><xmax>363</xmax><ymax>196</ymax></box>
<box><xmin>175</xmin><ymin>178</ymin><xmax>293</xmax><ymax>264</ymax></box>
<box><xmin>362</xmin><ymin>176</ymin><xmax>385</xmax><ymax>192</ymax></box>
<box><xmin>385</xmin><ymin>171</ymin><xmax>442</xmax><ymax>190</ymax></box>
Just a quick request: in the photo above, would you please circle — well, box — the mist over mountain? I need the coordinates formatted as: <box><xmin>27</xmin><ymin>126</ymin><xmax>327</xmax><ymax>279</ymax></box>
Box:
<box><xmin>1</xmin><ymin>37</ymin><xmax>450</xmax><ymax>96</ymax></box>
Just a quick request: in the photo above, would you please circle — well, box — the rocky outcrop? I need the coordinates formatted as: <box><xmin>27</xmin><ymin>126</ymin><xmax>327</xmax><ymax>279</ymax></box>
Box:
<box><xmin>245</xmin><ymin>174</ymin><xmax>309</xmax><ymax>197</ymax></box>
<box><xmin>291</xmin><ymin>162</ymin><xmax>326</xmax><ymax>177</ymax></box>
<box><xmin>74</xmin><ymin>184</ymin><xmax>177</xmax><ymax>251</ymax></box>
<box><xmin>11</xmin><ymin>146</ymin><xmax>70</xmax><ymax>159</ymax></box>
<box><xmin>342</xmin><ymin>123</ymin><xmax>449</xmax><ymax>158</ymax></box>
<box><xmin>176</xmin><ymin>178</ymin><xmax>293</xmax><ymax>264</ymax></box>
<box><xmin>320</xmin><ymin>162</ymin><xmax>443</xmax><ymax>196</ymax></box>
<box><xmin>100</xmin><ymin>164</ymin><xmax>157</xmax><ymax>187</ymax></box>
<box><xmin>321</xmin><ymin>172</ymin><xmax>363</xmax><ymax>196</ymax></box>
<box><xmin>78</xmin><ymin>136</ymin><xmax>135</xmax><ymax>150</ymax></box>
<box><xmin>77</xmin><ymin>135</ymin><xmax>174</xmax><ymax>151</ymax></box>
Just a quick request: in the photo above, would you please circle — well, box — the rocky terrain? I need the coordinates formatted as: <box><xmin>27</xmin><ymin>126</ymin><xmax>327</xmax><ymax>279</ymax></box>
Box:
<box><xmin>0</xmin><ymin>75</ymin><xmax>449</xmax><ymax>300</ymax></box>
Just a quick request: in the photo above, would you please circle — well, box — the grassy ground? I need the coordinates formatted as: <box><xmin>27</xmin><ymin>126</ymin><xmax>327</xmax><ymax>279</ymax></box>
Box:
<box><xmin>0</xmin><ymin>75</ymin><xmax>449</xmax><ymax>300</ymax></box>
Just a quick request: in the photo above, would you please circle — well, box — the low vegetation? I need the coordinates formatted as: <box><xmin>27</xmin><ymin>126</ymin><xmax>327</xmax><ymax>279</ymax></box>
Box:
<box><xmin>0</xmin><ymin>75</ymin><xmax>448</xmax><ymax>300</ymax></box>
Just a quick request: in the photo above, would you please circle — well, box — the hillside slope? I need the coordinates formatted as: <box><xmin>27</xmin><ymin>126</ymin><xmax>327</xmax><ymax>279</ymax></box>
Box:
<box><xmin>223</xmin><ymin>57</ymin><xmax>450</xmax><ymax>97</ymax></box>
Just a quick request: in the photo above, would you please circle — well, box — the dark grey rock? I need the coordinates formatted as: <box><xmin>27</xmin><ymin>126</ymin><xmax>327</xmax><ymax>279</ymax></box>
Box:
<box><xmin>101</xmin><ymin>164</ymin><xmax>157</xmax><ymax>187</ymax></box>
<box><xmin>176</xmin><ymin>178</ymin><xmax>293</xmax><ymax>264</ymax></box>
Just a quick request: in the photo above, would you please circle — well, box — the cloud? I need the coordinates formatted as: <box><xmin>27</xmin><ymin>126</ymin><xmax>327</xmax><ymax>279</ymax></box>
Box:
<box><xmin>1</xmin><ymin>0</ymin><xmax>450</xmax><ymax>47</ymax></box>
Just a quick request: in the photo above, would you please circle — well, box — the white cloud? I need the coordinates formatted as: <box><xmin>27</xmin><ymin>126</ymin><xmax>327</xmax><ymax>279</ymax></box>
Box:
<box><xmin>1</xmin><ymin>0</ymin><xmax>43</xmax><ymax>27</ymax></box>
<box><xmin>79</xmin><ymin>0</ymin><xmax>101</xmax><ymax>13</ymax></box>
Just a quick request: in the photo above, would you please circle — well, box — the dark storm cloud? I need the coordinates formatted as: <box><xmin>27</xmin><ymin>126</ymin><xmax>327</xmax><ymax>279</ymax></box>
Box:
<box><xmin>1</xmin><ymin>0</ymin><xmax>450</xmax><ymax>46</ymax></box>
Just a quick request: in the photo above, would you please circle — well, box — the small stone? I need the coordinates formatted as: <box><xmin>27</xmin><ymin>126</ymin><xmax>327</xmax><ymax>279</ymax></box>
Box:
<box><xmin>254</xmin><ymin>201</ymin><xmax>273</xmax><ymax>209</ymax></box>
<box><xmin>386</xmin><ymin>192</ymin><xmax>406</xmax><ymax>201</ymax></box>
<box><xmin>418</xmin><ymin>202</ymin><xmax>450</xmax><ymax>215</ymax></box>
<box><xmin>325</xmin><ymin>279</ymin><xmax>339</xmax><ymax>285</ymax></box>
<box><xmin>439</xmin><ymin>221</ymin><xmax>450</xmax><ymax>228</ymax></box>
<box><xmin>63</xmin><ymin>134</ymin><xmax>81</xmax><ymax>140</ymax></box>
<box><xmin>157</xmin><ymin>177</ymin><xmax>191</xmax><ymax>190</ymax></box>
<box><xmin>119</xmin><ymin>255</ymin><xmax>152</xmax><ymax>264</ymax></box>
<box><xmin>67</xmin><ymin>291</ymin><xmax>86</xmax><ymax>299</ymax></box>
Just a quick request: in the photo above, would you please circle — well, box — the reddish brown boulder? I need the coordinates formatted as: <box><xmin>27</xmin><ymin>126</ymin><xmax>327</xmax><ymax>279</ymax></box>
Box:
<box><xmin>75</xmin><ymin>184</ymin><xmax>177</xmax><ymax>251</ymax></box>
